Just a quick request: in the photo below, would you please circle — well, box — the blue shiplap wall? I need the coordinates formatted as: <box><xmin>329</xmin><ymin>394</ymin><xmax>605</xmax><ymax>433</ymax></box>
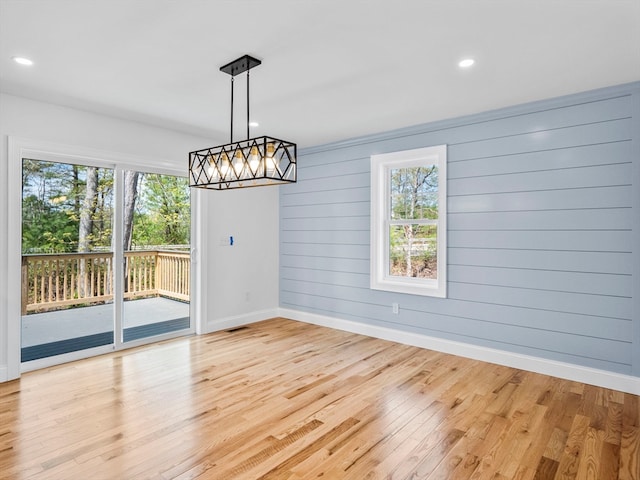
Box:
<box><xmin>280</xmin><ymin>82</ymin><xmax>640</xmax><ymax>377</ymax></box>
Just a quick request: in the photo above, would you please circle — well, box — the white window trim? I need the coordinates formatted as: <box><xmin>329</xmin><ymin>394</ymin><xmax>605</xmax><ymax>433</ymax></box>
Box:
<box><xmin>370</xmin><ymin>145</ymin><xmax>447</xmax><ymax>298</ymax></box>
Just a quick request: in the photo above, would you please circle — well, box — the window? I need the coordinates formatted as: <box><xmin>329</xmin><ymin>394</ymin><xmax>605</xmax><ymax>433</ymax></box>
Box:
<box><xmin>370</xmin><ymin>145</ymin><xmax>447</xmax><ymax>297</ymax></box>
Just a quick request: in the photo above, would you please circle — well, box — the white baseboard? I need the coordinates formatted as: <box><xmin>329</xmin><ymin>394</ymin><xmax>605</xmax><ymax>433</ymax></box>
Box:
<box><xmin>279</xmin><ymin>308</ymin><xmax>640</xmax><ymax>395</ymax></box>
<box><xmin>204</xmin><ymin>308</ymin><xmax>280</xmax><ymax>334</ymax></box>
<box><xmin>0</xmin><ymin>365</ymin><xmax>7</xmax><ymax>383</ymax></box>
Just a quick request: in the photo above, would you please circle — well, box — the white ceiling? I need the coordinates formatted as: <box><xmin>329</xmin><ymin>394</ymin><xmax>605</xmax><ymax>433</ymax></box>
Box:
<box><xmin>1</xmin><ymin>0</ymin><xmax>639</xmax><ymax>148</ymax></box>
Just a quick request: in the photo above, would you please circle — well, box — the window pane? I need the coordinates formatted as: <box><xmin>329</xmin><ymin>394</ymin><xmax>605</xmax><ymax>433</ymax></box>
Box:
<box><xmin>390</xmin><ymin>166</ymin><xmax>438</xmax><ymax>220</ymax></box>
<box><xmin>389</xmin><ymin>224</ymin><xmax>437</xmax><ymax>279</ymax></box>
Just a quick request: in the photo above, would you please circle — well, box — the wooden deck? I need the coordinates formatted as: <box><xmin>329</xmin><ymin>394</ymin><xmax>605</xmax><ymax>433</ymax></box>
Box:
<box><xmin>1</xmin><ymin>318</ymin><xmax>638</xmax><ymax>479</ymax></box>
<box><xmin>22</xmin><ymin>297</ymin><xmax>190</xmax><ymax>347</ymax></box>
<box><xmin>21</xmin><ymin>297</ymin><xmax>190</xmax><ymax>362</ymax></box>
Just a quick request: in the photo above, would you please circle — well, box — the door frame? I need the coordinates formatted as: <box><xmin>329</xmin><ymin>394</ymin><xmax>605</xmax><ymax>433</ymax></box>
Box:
<box><xmin>7</xmin><ymin>137</ymin><xmax>203</xmax><ymax>378</ymax></box>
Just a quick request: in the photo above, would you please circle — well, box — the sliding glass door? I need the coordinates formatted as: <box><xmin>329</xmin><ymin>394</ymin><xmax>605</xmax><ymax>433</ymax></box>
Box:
<box><xmin>21</xmin><ymin>159</ymin><xmax>115</xmax><ymax>361</ymax></box>
<box><xmin>20</xmin><ymin>159</ymin><xmax>191</xmax><ymax>364</ymax></box>
<box><xmin>122</xmin><ymin>171</ymin><xmax>191</xmax><ymax>342</ymax></box>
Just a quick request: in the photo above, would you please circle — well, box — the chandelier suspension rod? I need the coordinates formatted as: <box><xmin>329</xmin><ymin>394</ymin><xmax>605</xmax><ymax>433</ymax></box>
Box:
<box><xmin>230</xmin><ymin>76</ymin><xmax>234</xmax><ymax>143</ymax></box>
<box><xmin>229</xmin><ymin>68</ymin><xmax>251</xmax><ymax>143</ymax></box>
<box><xmin>247</xmin><ymin>68</ymin><xmax>250</xmax><ymax>140</ymax></box>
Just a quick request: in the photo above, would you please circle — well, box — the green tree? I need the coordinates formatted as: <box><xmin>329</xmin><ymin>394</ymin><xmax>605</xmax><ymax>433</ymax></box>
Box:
<box><xmin>22</xmin><ymin>159</ymin><xmax>113</xmax><ymax>254</ymax></box>
<box><xmin>131</xmin><ymin>174</ymin><xmax>190</xmax><ymax>248</ymax></box>
<box><xmin>22</xmin><ymin>160</ymin><xmax>188</xmax><ymax>254</ymax></box>
<box><xmin>22</xmin><ymin>159</ymin><xmax>80</xmax><ymax>253</ymax></box>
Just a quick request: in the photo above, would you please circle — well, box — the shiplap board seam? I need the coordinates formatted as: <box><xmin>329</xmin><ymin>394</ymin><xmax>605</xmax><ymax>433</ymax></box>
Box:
<box><xmin>281</xmin><ymin>281</ymin><xmax>632</xmax><ymax>320</ymax></box>
<box><xmin>442</xmin><ymin>295</ymin><xmax>632</xmax><ymax>321</ymax></box>
<box><xmin>281</xmin><ymin>200</ymin><xmax>369</xmax><ymax>206</ymax></box>
<box><xmin>448</xmin><ymin>184</ymin><xmax>632</xmax><ymax>197</ymax></box>
<box><xmin>448</xmin><ymin>228</ymin><xmax>631</xmax><ymax>232</ymax></box>
<box><xmin>449</xmin><ymin>161</ymin><xmax>632</xmax><ymax>180</ymax></box>
<box><xmin>294</xmin><ymin>155</ymin><xmax>370</xmax><ymax>170</ymax></box>
<box><xmin>282</xmin><ymin>214</ymin><xmax>369</xmax><ymax>218</ymax></box>
<box><xmin>284</xmin><ymin>244</ymin><xmax>629</xmax><ymax>252</ymax></box>
<box><xmin>447</xmin><ymin>264</ymin><xmax>631</xmax><ymax>276</ymax></box>
<box><xmin>281</xmin><ymin>242</ymin><xmax>368</xmax><ymax>245</ymax></box>
<box><xmin>281</xmin><ymin>215</ymin><xmax>369</xmax><ymax>219</ymax></box>
<box><xmin>448</xmin><ymin>139</ymin><xmax>632</xmax><ymax>164</ymax></box>
<box><xmin>281</xmin><ymin>254</ymin><xmax>366</xmax><ymax>259</ymax></box>
<box><xmin>281</xmin><ymin>185</ymin><xmax>369</xmax><ymax>197</ymax></box>
<box><xmin>447</xmin><ymin>246</ymin><xmax>631</xmax><ymax>253</ymax></box>
<box><xmin>448</xmin><ymin>206</ymin><xmax>632</xmax><ymax>213</ymax></box>
<box><xmin>280</xmin><ymin>287</ymin><xmax>632</xmax><ymax>324</ymax></box>
<box><xmin>448</xmin><ymin>281</ymin><xmax>631</xmax><ymax>298</ymax></box>
<box><xmin>282</xmin><ymin>275</ymin><xmax>630</xmax><ymax>300</ymax></box>
<box><xmin>448</xmin><ymin>116</ymin><xmax>632</xmax><ymax>147</ymax></box>
<box><xmin>453</xmin><ymin>248</ymin><xmax>632</xmax><ymax>254</ymax></box>
<box><xmin>284</xmin><ymin>253</ymin><xmax>627</xmax><ymax>276</ymax></box>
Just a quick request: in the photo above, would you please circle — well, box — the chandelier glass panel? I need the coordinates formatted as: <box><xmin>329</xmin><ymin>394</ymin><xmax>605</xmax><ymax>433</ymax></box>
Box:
<box><xmin>189</xmin><ymin>55</ymin><xmax>297</xmax><ymax>190</ymax></box>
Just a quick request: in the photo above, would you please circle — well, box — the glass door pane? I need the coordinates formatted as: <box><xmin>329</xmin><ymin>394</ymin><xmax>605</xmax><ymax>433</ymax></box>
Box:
<box><xmin>21</xmin><ymin>159</ymin><xmax>114</xmax><ymax>362</ymax></box>
<box><xmin>122</xmin><ymin>171</ymin><xmax>190</xmax><ymax>342</ymax></box>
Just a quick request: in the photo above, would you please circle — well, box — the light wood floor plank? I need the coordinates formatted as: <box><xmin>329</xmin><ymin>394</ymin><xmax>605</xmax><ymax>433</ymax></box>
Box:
<box><xmin>0</xmin><ymin>318</ymin><xmax>638</xmax><ymax>479</ymax></box>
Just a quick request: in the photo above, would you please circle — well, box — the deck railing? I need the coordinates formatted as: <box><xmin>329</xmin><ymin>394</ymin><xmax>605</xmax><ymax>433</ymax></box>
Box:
<box><xmin>21</xmin><ymin>250</ymin><xmax>190</xmax><ymax>314</ymax></box>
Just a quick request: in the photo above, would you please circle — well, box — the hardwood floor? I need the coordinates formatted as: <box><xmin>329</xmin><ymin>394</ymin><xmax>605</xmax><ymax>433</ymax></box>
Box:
<box><xmin>0</xmin><ymin>317</ymin><xmax>638</xmax><ymax>479</ymax></box>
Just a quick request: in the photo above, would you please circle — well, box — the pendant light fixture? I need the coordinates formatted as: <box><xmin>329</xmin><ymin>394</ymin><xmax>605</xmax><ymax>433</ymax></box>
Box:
<box><xmin>189</xmin><ymin>55</ymin><xmax>297</xmax><ymax>190</ymax></box>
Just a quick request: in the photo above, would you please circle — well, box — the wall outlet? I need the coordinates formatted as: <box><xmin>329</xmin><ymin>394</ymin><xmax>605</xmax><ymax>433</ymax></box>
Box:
<box><xmin>392</xmin><ymin>303</ymin><xmax>399</xmax><ymax>314</ymax></box>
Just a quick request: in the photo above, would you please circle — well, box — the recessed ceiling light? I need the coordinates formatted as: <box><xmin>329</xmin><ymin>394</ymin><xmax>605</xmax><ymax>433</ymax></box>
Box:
<box><xmin>12</xmin><ymin>56</ymin><xmax>34</xmax><ymax>66</ymax></box>
<box><xmin>249</xmin><ymin>121</ymin><xmax>259</xmax><ymax>128</ymax></box>
<box><xmin>458</xmin><ymin>58</ymin><xmax>475</xmax><ymax>68</ymax></box>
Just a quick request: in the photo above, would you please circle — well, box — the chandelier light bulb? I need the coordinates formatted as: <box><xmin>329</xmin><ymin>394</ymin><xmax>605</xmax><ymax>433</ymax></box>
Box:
<box><xmin>265</xmin><ymin>143</ymin><xmax>277</xmax><ymax>174</ymax></box>
<box><xmin>249</xmin><ymin>146</ymin><xmax>260</xmax><ymax>173</ymax></box>
<box><xmin>219</xmin><ymin>152</ymin><xmax>230</xmax><ymax>178</ymax></box>
<box><xmin>233</xmin><ymin>150</ymin><xmax>245</xmax><ymax>178</ymax></box>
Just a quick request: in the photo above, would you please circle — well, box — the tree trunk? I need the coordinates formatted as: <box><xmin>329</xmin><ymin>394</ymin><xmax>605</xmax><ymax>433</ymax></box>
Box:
<box><xmin>78</xmin><ymin>167</ymin><xmax>98</xmax><ymax>296</ymax></box>
<box><xmin>72</xmin><ymin>165</ymin><xmax>81</xmax><ymax>217</ymax></box>
<box><xmin>78</xmin><ymin>167</ymin><xmax>98</xmax><ymax>252</ymax></box>
<box><xmin>123</xmin><ymin>171</ymin><xmax>140</xmax><ymax>251</ymax></box>
<box><xmin>403</xmin><ymin>224</ymin><xmax>413</xmax><ymax>276</ymax></box>
<box><xmin>123</xmin><ymin>171</ymin><xmax>140</xmax><ymax>295</ymax></box>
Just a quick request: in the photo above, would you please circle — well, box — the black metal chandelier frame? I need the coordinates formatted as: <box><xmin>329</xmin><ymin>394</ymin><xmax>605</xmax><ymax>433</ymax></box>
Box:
<box><xmin>189</xmin><ymin>55</ymin><xmax>297</xmax><ymax>190</ymax></box>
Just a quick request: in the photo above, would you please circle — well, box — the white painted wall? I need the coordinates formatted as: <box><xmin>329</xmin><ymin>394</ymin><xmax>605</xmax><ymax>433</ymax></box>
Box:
<box><xmin>201</xmin><ymin>186</ymin><xmax>280</xmax><ymax>332</ymax></box>
<box><xmin>0</xmin><ymin>93</ymin><xmax>280</xmax><ymax>380</ymax></box>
